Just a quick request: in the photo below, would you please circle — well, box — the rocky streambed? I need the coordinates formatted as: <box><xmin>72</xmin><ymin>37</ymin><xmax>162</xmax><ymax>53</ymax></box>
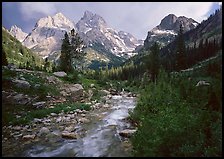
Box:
<box><xmin>2</xmin><ymin>92</ymin><xmax>137</xmax><ymax>157</ymax></box>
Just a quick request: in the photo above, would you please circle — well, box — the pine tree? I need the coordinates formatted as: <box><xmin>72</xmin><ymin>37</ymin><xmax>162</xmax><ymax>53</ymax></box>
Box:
<box><xmin>176</xmin><ymin>24</ymin><xmax>186</xmax><ymax>71</ymax></box>
<box><xmin>60</xmin><ymin>32</ymin><xmax>71</xmax><ymax>72</ymax></box>
<box><xmin>60</xmin><ymin>29</ymin><xmax>86</xmax><ymax>73</ymax></box>
<box><xmin>147</xmin><ymin>42</ymin><xmax>160</xmax><ymax>83</ymax></box>
<box><xmin>70</xmin><ymin>30</ymin><xmax>86</xmax><ymax>71</ymax></box>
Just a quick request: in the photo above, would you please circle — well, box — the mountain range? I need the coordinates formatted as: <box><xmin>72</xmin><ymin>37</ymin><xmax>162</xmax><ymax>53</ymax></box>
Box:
<box><xmin>9</xmin><ymin>11</ymin><xmax>143</xmax><ymax>68</ymax></box>
<box><xmin>8</xmin><ymin>10</ymin><xmax>201</xmax><ymax>69</ymax></box>
<box><xmin>143</xmin><ymin>14</ymin><xmax>199</xmax><ymax>50</ymax></box>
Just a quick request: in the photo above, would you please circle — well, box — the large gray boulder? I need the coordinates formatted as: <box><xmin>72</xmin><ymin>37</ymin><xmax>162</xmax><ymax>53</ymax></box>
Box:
<box><xmin>53</xmin><ymin>71</ymin><xmax>67</xmax><ymax>77</ymax></box>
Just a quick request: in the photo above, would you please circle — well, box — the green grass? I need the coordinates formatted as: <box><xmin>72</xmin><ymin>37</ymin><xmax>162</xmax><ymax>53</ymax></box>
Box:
<box><xmin>4</xmin><ymin>102</ymin><xmax>91</xmax><ymax>126</ymax></box>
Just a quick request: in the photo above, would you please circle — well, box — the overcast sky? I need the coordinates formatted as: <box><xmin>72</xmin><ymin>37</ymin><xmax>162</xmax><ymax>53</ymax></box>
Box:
<box><xmin>2</xmin><ymin>2</ymin><xmax>222</xmax><ymax>39</ymax></box>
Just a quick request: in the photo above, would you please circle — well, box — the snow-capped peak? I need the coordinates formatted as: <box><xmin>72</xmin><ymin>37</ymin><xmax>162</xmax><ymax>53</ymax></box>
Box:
<box><xmin>34</xmin><ymin>12</ymin><xmax>74</xmax><ymax>29</ymax></box>
<box><xmin>9</xmin><ymin>25</ymin><xmax>28</xmax><ymax>42</ymax></box>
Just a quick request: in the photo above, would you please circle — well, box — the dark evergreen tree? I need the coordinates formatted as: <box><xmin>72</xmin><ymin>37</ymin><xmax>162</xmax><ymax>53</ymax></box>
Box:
<box><xmin>70</xmin><ymin>30</ymin><xmax>86</xmax><ymax>71</ymax></box>
<box><xmin>176</xmin><ymin>24</ymin><xmax>186</xmax><ymax>71</ymax></box>
<box><xmin>44</xmin><ymin>58</ymin><xmax>51</xmax><ymax>72</ymax></box>
<box><xmin>60</xmin><ymin>29</ymin><xmax>86</xmax><ymax>73</ymax></box>
<box><xmin>60</xmin><ymin>32</ymin><xmax>71</xmax><ymax>72</ymax></box>
<box><xmin>147</xmin><ymin>42</ymin><xmax>160</xmax><ymax>83</ymax></box>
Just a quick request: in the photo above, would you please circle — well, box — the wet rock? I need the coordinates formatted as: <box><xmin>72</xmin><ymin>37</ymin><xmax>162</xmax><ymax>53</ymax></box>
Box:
<box><xmin>32</xmin><ymin>101</ymin><xmax>46</xmax><ymax>108</ymax></box>
<box><xmin>61</xmin><ymin>131</ymin><xmax>79</xmax><ymax>139</ymax></box>
<box><xmin>119</xmin><ymin>129</ymin><xmax>137</xmax><ymax>138</ymax></box>
<box><xmin>53</xmin><ymin>71</ymin><xmax>67</xmax><ymax>77</ymax></box>
<box><xmin>90</xmin><ymin>84</ymin><xmax>95</xmax><ymax>88</ymax></box>
<box><xmin>22</xmin><ymin>134</ymin><xmax>36</xmax><ymax>140</ymax></box>
<box><xmin>13</xmin><ymin>79</ymin><xmax>31</xmax><ymax>89</ymax></box>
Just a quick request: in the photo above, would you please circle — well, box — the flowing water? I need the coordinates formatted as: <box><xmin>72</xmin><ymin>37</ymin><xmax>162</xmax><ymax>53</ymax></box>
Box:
<box><xmin>24</xmin><ymin>94</ymin><xmax>136</xmax><ymax>157</ymax></box>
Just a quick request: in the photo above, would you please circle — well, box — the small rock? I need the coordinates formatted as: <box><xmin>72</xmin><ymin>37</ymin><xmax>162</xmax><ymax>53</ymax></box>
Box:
<box><xmin>53</xmin><ymin>71</ymin><xmax>67</xmax><ymax>77</ymax></box>
<box><xmin>13</xmin><ymin>126</ymin><xmax>22</xmax><ymax>131</ymax></box>
<box><xmin>90</xmin><ymin>84</ymin><xmax>95</xmax><ymax>88</ymax></box>
<box><xmin>196</xmin><ymin>80</ymin><xmax>210</xmax><ymax>87</ymax></box>
<box><xmin>16</xmin><ymin>115</ymin><xmax>21</xmax><ymax>118</ymax></box>
<box><xmin>103</xmin><ymin>104</ymin><xmax>110</xmax><ymax>109</ymax></box>
<box><xmin>64</xmin><ymin>126</ymin><xmax>75</xmax><ymax>132</ymax></box>
<box><xmin>78</xmin><ymin>118</ymin><xmax>90</xmax><ymax>123</ymax></box>
<box><xmin>22</xmin><ymin>134</ymin><xmax>36</xmax><ymax>140</ymax></box>
<box><xmin>14</xmin><ymin>134</ymin><xmax>23</xmax><ymax>138</ymax></box>
<box><xmin>32</xmin><ymin>101</ymin><xmax>46</xmax><ymax>108</ymax></box>
<box><xmin>33</xmin><ymin>118</ymin><xmax>42</xmax><ymax>123</ymax></box>
<box><xmin>56</xmin><ymin>117</ymin><xmax>62</xmax><ymax>123</ymax></box>
<box><xmin>61</xmin><ymin>131</ymin><xmax>79</xmax><ymax>139</ymax></box>
<box><xmin>13</xmin><ymin>94</ymin><xmax>24</xmax><ymax>101</ymax></box>
<box><xmin>50</xmin><ymin>113</ymin><xmax>57</xmax><ymax>116</ymax></box>
<box><xmin>99</xmin><ymin>90</ymin><xmax>110</xmax><ymax>96</ymax></box>
<box><xmin>80</xmin><ymin>114</ymin><xmax>86</xmax><ymax>117</ymax></box>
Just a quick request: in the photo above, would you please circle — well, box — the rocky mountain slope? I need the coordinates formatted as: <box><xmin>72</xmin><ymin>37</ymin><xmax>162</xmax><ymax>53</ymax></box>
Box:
<box><xmin>76</xmin><ymin>11</ymin><xmax>142</xmax><ymax>58</ymax></box>
<box><xmin>143</xmin><ymin>14</ymin><xmax>198</xmax><ymax>49</ymax></box>
<box><xmin>22</xmin><ymin>13</ymin><xmax>75</xmax><ymax>59</ymax></box>
<box><xmin>9</xmin><ymin>25</ymin><xmax>28</xmax><ymax>42</ymax></box>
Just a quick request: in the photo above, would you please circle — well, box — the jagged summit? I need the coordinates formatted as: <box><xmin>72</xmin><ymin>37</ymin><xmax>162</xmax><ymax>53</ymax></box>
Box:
<box><xmin>9</xmin><ymin>25</ymin><xmax>28</xmax><ymax>42</ymax></box>
<box><xmin>83</xmin><ymin>10</ymin><xmax>95</xmax><ymax>19</ymax></box>
<box><xmin>143</xmin><ymin>14</ymin><xmax>199</xmax><ymax>49</ymax></box>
